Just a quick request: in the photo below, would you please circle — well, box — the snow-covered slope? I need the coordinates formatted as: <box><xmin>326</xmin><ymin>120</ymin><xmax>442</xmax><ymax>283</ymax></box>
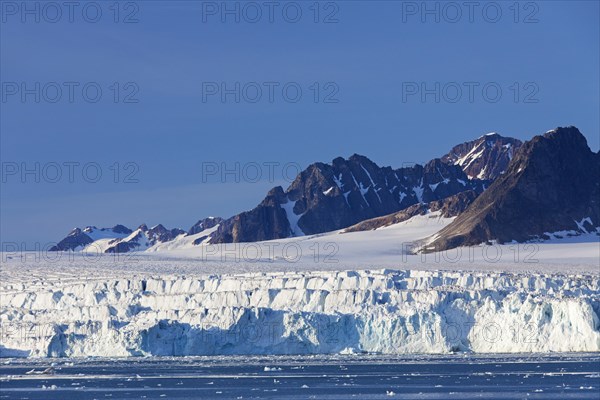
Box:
<box><xmin>164</xmin><ymin>211</ymin><xmax>453</xmax><ymax>263</ymax></box>
<box><xmin>21</xmin><ymin>209</ymin><xmax>600</xmax><ymax>274</ymax></box>
<box><xmin>49</xmin><ymin>225</ymin><xmax>133</xmax><ymax>252</ymax></box>
<box><xmin>147</xmin><ymin>224</ymin><xmax>220</xmax><ymax>252</ymax></box>
<box><xmin>1</xmin><ymin>268</ymin><xmax>598</xmax><ymax>357</ymax></box>
<box><xmin>51</xmin><ymin>219</ymin><xmax>223</xmax><ymax>254</ymax></box>
<box><xmin>129</xmin><ymin>211</ymin><xmax>599</xmax><ymax>274</ymax></box>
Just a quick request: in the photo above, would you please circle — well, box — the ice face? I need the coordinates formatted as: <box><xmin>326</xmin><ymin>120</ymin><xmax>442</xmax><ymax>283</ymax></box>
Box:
<box><xmin>1</xmin><ymin>268</ymin><xmax>598</xmax><ymax>357</ymax></box>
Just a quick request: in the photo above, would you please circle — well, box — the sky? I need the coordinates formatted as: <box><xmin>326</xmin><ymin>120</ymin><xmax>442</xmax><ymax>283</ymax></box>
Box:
<box><xmin>1</xmin><ymin>0</ymin><xmax>599</xmax><ymax>246</ymax></box>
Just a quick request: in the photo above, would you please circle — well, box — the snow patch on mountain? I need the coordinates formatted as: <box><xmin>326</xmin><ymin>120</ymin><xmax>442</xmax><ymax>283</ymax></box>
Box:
<box><xmin>456</xmin><ymin>144</ymin><xmax>486</xmax><ymax>171</ymax></box>
<box><xmin>413</xmin><ymin>184</ymin><xmax>424</xmax><ymax>203</ymax></box>
<box><xmin>281</xmin><ymin>199</ymin><xmax>306</xmax><ymax>237</ymax></box>
<box><xmin>82</xmin><ymin>227</ymin><xmax>130</xmax><ymax>242</ymax></box>
<box><xmin>148</xmin><ymin>225</ymin><xmax>219</xmax><ymax>252</ymax></box>
<box><xmin>441</xmin><ymin>133</ymin><xmax>523</xmax><ymax>181</ymax></box>
<box><xmin>81</xmin><ymin>238</ymin><xmax>119</xmax><ymax>254</ymax></box>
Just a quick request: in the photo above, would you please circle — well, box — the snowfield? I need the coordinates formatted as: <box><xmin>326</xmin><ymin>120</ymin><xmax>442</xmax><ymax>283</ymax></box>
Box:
<box><xmin>1</xmin><ymin>213</ymin><xmax>598</xmax><ymax>358</ymax></box>
<box><xmin>46</xmin><ymin>212</ymin><xmax>600</xmax><ymax>275</ymax></box>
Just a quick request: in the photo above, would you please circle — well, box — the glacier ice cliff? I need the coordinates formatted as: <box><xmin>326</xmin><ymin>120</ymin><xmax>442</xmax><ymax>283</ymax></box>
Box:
<box><xmin>1</xmin><ymin>269</ymin><xmax>599</xmax><ymax>357</ymax></box>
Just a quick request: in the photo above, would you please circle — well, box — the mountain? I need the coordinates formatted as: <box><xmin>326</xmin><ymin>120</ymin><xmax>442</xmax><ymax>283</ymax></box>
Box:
<box><xmin>49</xmin><ymin>225</ymin><xmax>133</xmax><ymax>251</ymax></box>
<box><xmin>50</xmin><ymin>128</ymin><xmax>591</xmax><ymax>253</ymax></box>
<box><xmin>343</xmin><ymin>190</ymin><xmax>479</xmax><ymax>233</ymax></box>
<box><xmin>104</xmin><ymin>224</ymin><xmax>186</xmax><ymax>253</ymax></box>
<box><xmin>424</xmin><ymin>127</ymin><xmax>600</xmax><ymax>251</ymax></box>
<box><xmin>50</xmin><ymin>224</ymin><xmax>185</xmax><ymax>253</ymax></box>
<box><xmin>441</xmin><ymin>133</ymin><xmax>522</xmax><ymax>180</ymax></box>
<box><xmin>188</xmin><ymin>217</ymin><xmax>223</xmax><ymax>235</ymax></box>
<box><xmin>208</xmin><ymin>155</ymin><xmax>486</xmax><ymax>243</ymax></box>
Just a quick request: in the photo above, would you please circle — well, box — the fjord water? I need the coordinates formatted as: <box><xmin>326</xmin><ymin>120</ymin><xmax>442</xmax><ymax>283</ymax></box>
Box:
<box><xmin>1</xmin><ymin>354</ymin><xmax>598</xmax><ymax>399</ymax></box>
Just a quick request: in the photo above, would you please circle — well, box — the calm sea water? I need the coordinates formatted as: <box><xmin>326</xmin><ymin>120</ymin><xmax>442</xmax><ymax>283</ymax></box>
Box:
<box><xmin>1</xmin><ymin>354</ymin><xmax>598</xmax><ymax>399</ymax></box>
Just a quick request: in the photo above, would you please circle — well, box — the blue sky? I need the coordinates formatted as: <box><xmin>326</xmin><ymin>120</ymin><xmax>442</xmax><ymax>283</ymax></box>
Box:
<box><xmin>1</xmin><ymin>0</ymin><xmax>599</xmax><ymax>246</ymax></box>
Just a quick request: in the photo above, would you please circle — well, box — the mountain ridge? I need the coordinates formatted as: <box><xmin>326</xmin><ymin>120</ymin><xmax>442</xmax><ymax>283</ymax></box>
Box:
<box><xmin>49</xmin><ymin>127</ymin><xmax>597</xmax><ymax>253</ymax></box>
<box><xmin>423</xmin><ymin>126</ymin><xmax>600</xmax><ymax>251</ymax></box>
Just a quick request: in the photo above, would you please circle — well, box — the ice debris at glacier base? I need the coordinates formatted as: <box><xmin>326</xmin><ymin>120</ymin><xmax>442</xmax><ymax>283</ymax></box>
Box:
<box><xmin>1</xmin><ymin>269</ymin><xmax>599</xmax><ymax>357</ymax></box>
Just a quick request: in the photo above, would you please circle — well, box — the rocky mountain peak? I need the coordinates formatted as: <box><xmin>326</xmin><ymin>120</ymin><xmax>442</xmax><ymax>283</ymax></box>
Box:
<box><xmin>441</xmin><ymin>133</ymin><xmax>523</xmax><ymax>180</ymax></box>
<box><xmin>209</xmin><ymin>151</ymin><xmax>486</xmax><ymax>244</ymax></box>
<box><xmin>50</xmin><ymin>128</ymin><xmax>595</xmax><ymax>254</ymax></box>
<box><xmin>112</xmin><ymin>224</ymin><xmax>133</xmax><ymax>235</ymax></box>
<box><xmin>425</xmin><ymin>126</ymin><xmax>599</xmax><ymax>251</ymax></box>
<box><xmin>188</xmin><ymin>217</ymin><xmax>224</xmax><ymax>235</ymax></box>
<box><xmin>69</xmin><ymin>227</ymin><xmax>83</xmax><ymax>236</ymax></box>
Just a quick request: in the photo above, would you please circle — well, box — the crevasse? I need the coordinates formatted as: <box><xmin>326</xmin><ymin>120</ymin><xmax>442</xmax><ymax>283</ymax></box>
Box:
<box><xmin>1</xmin><ymin>270</ymin><xmax>598</xmax><ymax>357</ymax></box>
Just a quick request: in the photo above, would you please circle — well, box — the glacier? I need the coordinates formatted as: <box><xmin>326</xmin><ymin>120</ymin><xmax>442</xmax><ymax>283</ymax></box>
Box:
<box><xmin>1</xmin><ymin>268</ymin><xmax>599</xmax><ymax>357</ymax></box>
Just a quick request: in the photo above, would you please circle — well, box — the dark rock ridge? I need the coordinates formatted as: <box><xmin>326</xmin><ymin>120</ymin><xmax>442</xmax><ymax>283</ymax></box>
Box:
<box><xmin>209</xmin><ymin>155</ymin><xmax>487</xmax><ymax>243</ymax></box>
<box><xmin>111</xmin><ymin>224</ymin><xmax>133</xmax><ymax>235</ymax></box>
<box><xmin>425</xmin><ymin>127</ymin><xmax>600</xmax><ymax>251</ymax></box>
<box><xmin>343</xmin><ymin>191</ymin><xmax>479</xmax><ymax>233</ymax></box>
<box><xmin>103</xmin><ymin>224</ymin><xmax>188</xmax><ymax>253</ymax></box>
<box><xmin>146</xmin><ymin>224</ymin><xmax>186</xmax><ymax>243</ymax></box>
<box><xmin>49</xmin><ymin>228</ymin><xmax>94</xmax><ymax>251</ymax></box>
<box><xmin>188</xmin><ymin>217</ymin><xmax>224</xmax><ymax>235</ymax></box>
<box><xmin>441</xmin><ymin>133</ymin><xmax>522</xmax><ymax>180</ymax></box>
<box><xmin>50</xmin><ymin>130</ymin><xmax>559</xmax><ymax>251</ymax></box>
<box><xmin>209</xmin><ymin>187</ymin><xmax>292</xmax><ymax>243</ymax></box>
<box><xmin>104</xmin><ymin>230</ymin><xmax>145</xmax><ymax>254</ymax></box>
